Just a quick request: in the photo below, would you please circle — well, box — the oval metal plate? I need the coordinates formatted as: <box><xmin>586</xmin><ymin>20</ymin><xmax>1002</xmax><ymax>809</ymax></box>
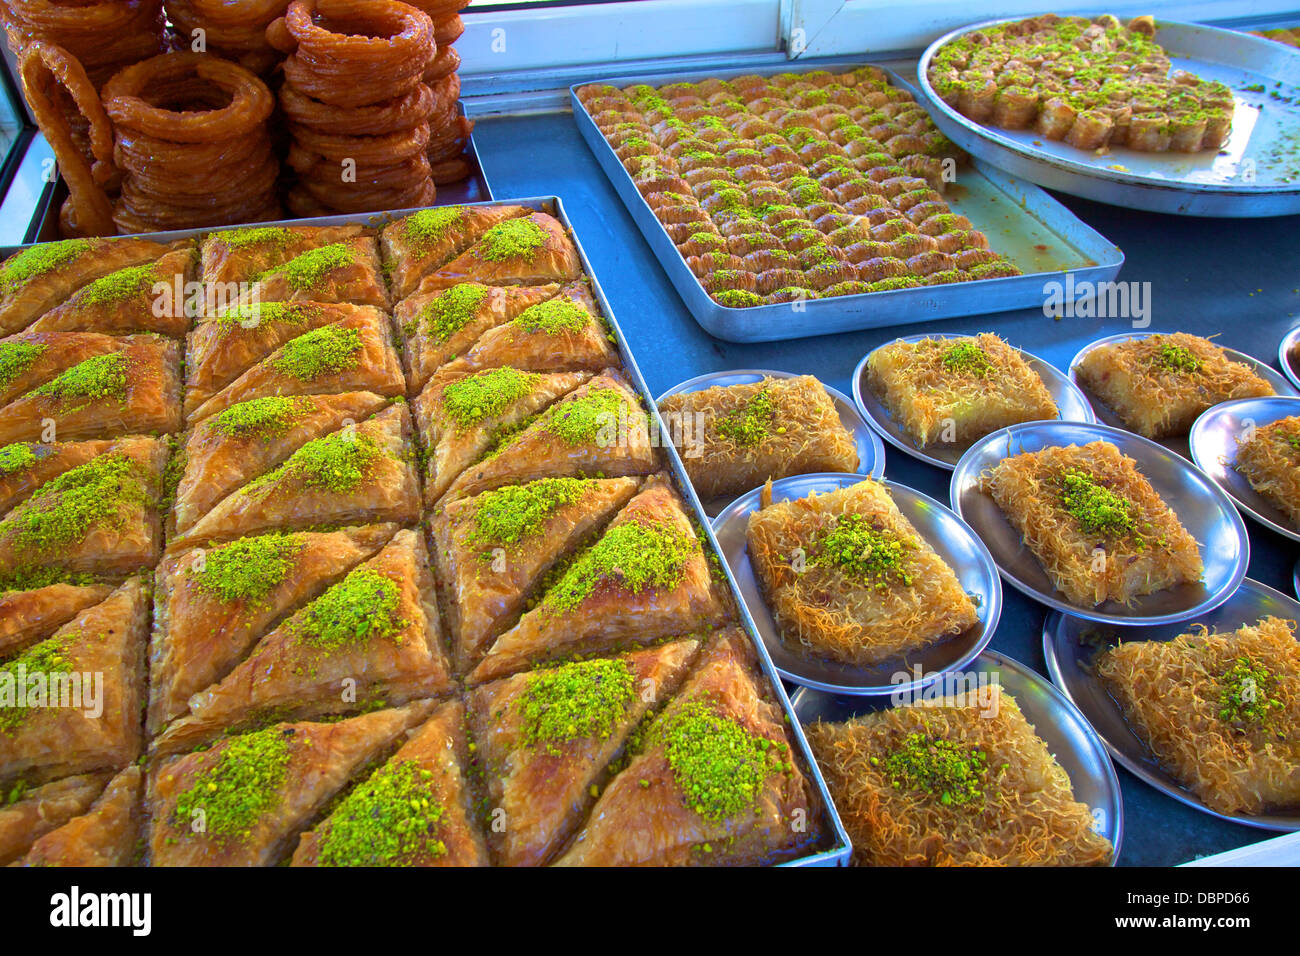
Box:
<box><xmin>1043</xmin><ymin>578</ymin><xmax>1300</xmax><ymax>831</ymax></box>
<box><xmin>1279</xmin><ymin>324</ymin><xmax>1300</xmax><ymax>392</ymax></box>
<box><xmin>656</xmin><ymin>368</ymin><xmax>885</xmax><ymax>516</ymax></box>
<box><xmin>950</xmin><ymin>420</ymin><xmax>1249</xmax><ymax>625</ymax></box>
<box><xmin>852</xmin><ymin>332</ymin><xmax>1095</xmax><ymax>471</ymax></box>
<box><xmin>1189</xmin><ymin>395</ymin><xmax>1300</xmax><ymax>544</ymax></box>
<box><xmin>712</xmin><ymin>472</ymin><xmax>1001</xmax><ymax>695</ymax></box>
<box><xmin>791</xmin><ymin>649</ymin><xmax>1124</xmax><ymax>861</ymax></box>
<box><xmin>1068</xmin><ymin>331</ymin><xmax>1299</xmax><ymax>460</ymax></box>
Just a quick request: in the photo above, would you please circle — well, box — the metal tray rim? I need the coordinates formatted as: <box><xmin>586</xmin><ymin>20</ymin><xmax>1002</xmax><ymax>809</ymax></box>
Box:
<box><xmin>1279</xmin><ymin>323</ymin><xmax>1300</xmax><ymax>391</ymax></box>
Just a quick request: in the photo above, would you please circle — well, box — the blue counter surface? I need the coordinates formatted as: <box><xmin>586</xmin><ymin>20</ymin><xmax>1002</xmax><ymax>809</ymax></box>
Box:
<box><xmin>474</xmin><ymin>110</ymin><xmax>1300</xmax><ymax>867</ymax></box>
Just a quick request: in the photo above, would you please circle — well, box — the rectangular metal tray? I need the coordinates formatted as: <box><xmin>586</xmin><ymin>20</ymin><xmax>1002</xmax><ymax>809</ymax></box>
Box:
<box><xmin>569</xmin><ymin>61</ymin><xmax>1126</xmax><ymax>343</ymax></box>
<box><xmin>2</xmin><ymin>195</ymin><xmax>852</xmax><ymax>867</ymax></box>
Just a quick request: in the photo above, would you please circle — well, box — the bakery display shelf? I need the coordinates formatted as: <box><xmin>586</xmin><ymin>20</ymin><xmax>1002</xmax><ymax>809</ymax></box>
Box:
<box><xmin>569</xmin><ymin>60</ymin><xmax>1124</xmax><ymax>344</ymax></box>
<box><xmin>916</xmin><ymin>19</ymin><xmax>1300</xmax><ymax>217</ymax></box>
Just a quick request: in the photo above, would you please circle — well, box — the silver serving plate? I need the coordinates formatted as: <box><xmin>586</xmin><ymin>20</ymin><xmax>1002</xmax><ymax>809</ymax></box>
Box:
<box><xmin>569</xmin><ymin>62</ymin><xmax>1124</xmax><ymax>343</ymax></box>
<box><xmin>950</xmin><ymin>420</ymin><xmax>1249</xmax><ymax>625</ymax></box>
<box><xmin>1189</xmin><ymin>395</ymin><xmax>1300</xmax><ymax>543</ymax></box>
<box><xmin>916</xmin><ymin>19</ymin><xmax>1300</xmax><ymax>216</ymax></box>
<box><xmin>712</xmin><ymin>472</ymin><xmax>1001</xmax><ymax>695</ymax></box>
<box><xmin>1294</xmin><ymin>558</ymin><xmax>1300</xmax><ymax>601</ymax></box>
<box><xmin>852</xmin><ymin>331</ymin><xmax>1095</xmax><ymax>471</ymax></box>
<box><xmin>1068</xmin><ymin>331</ymin><xmax>1299</xmax><ymax>460</ymax></box>
<box><xmin>1279</xmin><ymin>324</ymin><xmax>1300</xmax><ymax>391</ymax></box>
<box><xmin>1043</xmin><ymin>577</ymin><xmax>1300</xmax><ymax>830</ymax></box>
<box><xmin>656</xmin><ymin>368</ymin><xmax>885</xmax><ymax>516</ymax></box>
<box><xmin>791</xmin><ymin>649</ymin><xmax>1124</xmax><ymax>862</ymax></box>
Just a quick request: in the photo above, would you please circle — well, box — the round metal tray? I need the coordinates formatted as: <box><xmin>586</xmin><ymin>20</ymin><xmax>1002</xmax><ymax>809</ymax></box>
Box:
<box><xmin>1279</xmin><ymin>324</ymin><xmax>1300</xmax><ymax>392</ymax></box>
<box><xmin>1043</xmin><ymin>578</ymin><xmax>1300</xmax><ymax>831</ymax></box>
<box><xmin>852</xmin><ymin>332</ymin><xmax>1095</xmax><ymax>471</ymax></box>
<box><xmin>712</xmin><ymin>472</ymin><xmax>1000</xmax><ymax>696</ymax></box>
<box><xmin>655</xmin><ymin>368</ymin><xmax>885</xmax><ymax>516</ymax></box>
<box><xmin>790</xmin><ymin>649</ymin><xmax>1124</xmax><ymax>862</ymax></box>
<box><xmin>916</xmin><ymin>18</ymin><xmax>1300</xmax><ymax>217</ymax></box>
<box><xmin>1068</xmin><ymin>331</ymin><xmax>1298</xmax><ymax>460</ymax></box>
<box><xmin>950</xmin><ymin>420</ymin><xmax>1249</xmax><ymax>625</ymax></box>
<box><xmin>1189</xmin><ymin>395</ymin><xmax>1300</xmax><ymax>544</ymax></box>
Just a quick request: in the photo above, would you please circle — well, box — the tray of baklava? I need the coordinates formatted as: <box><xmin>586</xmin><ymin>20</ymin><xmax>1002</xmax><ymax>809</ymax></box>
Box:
<box><xmin>917</xmin><ymin>14</ymin><xmax>1300</xmax><ymax>217</ymax></box>
<box><xmin>0</xmin><ymin>198</ymin><xmax>851</xmax><ymax>867</ymax></box>
<box><xmin>571</xmin><ymin>61</ymin><xmax>1123</xmax><ymax>343</ymax></box>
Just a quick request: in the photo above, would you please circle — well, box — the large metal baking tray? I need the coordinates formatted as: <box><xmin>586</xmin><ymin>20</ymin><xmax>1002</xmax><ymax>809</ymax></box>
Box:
<box><xmin>916</xmin><ymin>19</ymin><xmax>1300</xmax><ymax>217</ymax></box>
<box><xmin>1</xmin><ymin>195</ymin><xmax>852</xmax><ymax>868</ymax></box>
<box><xmin>569</xmin><ymin>61</ymin><xmax>1125</xmax><ymax>344</ymax></box>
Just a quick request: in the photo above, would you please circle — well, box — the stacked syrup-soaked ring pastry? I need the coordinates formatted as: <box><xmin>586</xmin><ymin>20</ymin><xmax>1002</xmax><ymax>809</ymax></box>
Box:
<box><xmin>405</xmin><ymin>0</ymin><xmax>476</xmax><ymax>185</ymax></box>
<box><xmin>0</xmin><ymin>204</ymin><xmax>824</xmax><ymax>868</ymax></box>
<box><xmin>927</xmin><ymin>14</ymin><xmax>1236</xmax><ymax>154</ymax></box>
<box><xmin>0</xmin><ymin>0</ymin><xmax>165</xmax><ymax>88</ymax></box>
<box><xmin>163</xmin><ymin>0</ymin><xmax>291</xmax><ymax>76</ymax></box>
<box><xmin>576</xmin><ymin>66</ymin><xmax>1019</xmax><ymax>309</ymax></box>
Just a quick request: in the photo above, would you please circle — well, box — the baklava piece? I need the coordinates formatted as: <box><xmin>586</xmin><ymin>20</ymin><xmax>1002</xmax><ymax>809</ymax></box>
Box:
<box><xmin>804</xmin><ymin>692</ymin><xmax>1114</xmax><ymax>866</ymax></box>
<box><xmin>1074</xmin><ymin>333</ymin><xmax>1273</xmax><ymax>439</ymax></box>
<box><xmin>980</xmin><ymin>440</ymin><xmax>1202</xmax><ymax>605</ymax></box>
<box><xmin>468</xmin><ymin>641</ymin><xmax>699</xmax><ymax>866</ymax></box>
<box><xmin>0</xmin><ymin>331</ymin><xmax>121</xmax><ymax>408</ymax></box>
<box><xmin>414</xmin><ymin>213</ymin><xmax>582</xmax><ymax>292</ymax></box>
<box><xmin>0</xmin><ymin>581</ymin><xmax>114</xmax><ymax>659</ymax></box>
<box><xmin>292</xmin><ymin>700</ymin><xmax>488</xmax><ymax>867</ymax></box>
<box><xmin>469</xmin><ymin>476</ymin><xmax>726</xmax><ymax>685</ymax></box>
<box><xmin>1233</xmin><ymin>415</ymin><xmax>1300</xmax><ymax>528</ymax></box>
<box><xmin>554</xmin><ymin>629</ymin><xmax>818</xmax><ymax>866</ymax></box>
<box><xmin>148</xmin><ymin>702</ymin><xmax>435</xmax><ymax>866</ymax></box>
<box><xmin>0</xmin><ymin>334</ymin><xmax>182</xmax><ymax>444</ymax></box>
<box><xmin>379</xmin><ymin>204</ymin><xmax>532</xmax><ymax>299</ymax></box>
<box><xmin>658</xmin><ymin>374</ymin><xmax>859</xmax><ymax>500</ymax></box>
<box><xmin>0</xmin><ymin>577</ymin><xmax>148</xmax><ymax>786</ymax></box>
<box><xmin>16</xmin><ymin>765</ymin><xmax>143</xmax><ymax>867</ymax></box>
<box><xmin>235</xmin><ymin>236</ymin><xmax>388</xmax><ymax>309</ymax></box>
<box><xmin>1096</xmin><ymin>617</ymin><xmax>1300</xmax><ymax>815</ymax></box>
<box><xmin>867</xmin><ymin>333</ymin><xmax>1058</xmax><ymax>447</ymax></box>
<box><xmin>747</xmin><ymin>478</ymin><xmax>979</xmax><ymax>666</ymax></box>
<box><xmin>200</xmin><ymin>224</ymin><xmax>365</xmax><ymax>288</ymax></box>
<box><xmin>0</xmin><ymin>771</ymin><xmax>111</xmax><ymax>865</ymax></box>
<box><xmin>27</xmin><ymin>245</ymin><xmax>196</xmax><ymax>337</ymax></box>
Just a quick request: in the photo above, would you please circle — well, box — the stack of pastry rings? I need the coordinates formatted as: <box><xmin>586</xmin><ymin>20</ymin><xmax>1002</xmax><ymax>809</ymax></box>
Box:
<box><xmin>270</xmin><ymin>0</ymin><xmax>439</xmax><ymax>216</ymax></box>
<box><xmin>406</xmin><ymin>0</ymin><xmax>474</xmax><ymax>184</ymax></box>
<box><xmin>102</xmin><ymin>51</ymin><xmax>280</xmax><ymax>232</ymax></box>
<box><xmin>162</xmin><ymin>0</ymin><xmax>290</xmax><ymax>76</ymax></box>
<box><xmin>1</xmin><ymin>0</ymin><xmax>166</xmax><ymax>85</ymax></box>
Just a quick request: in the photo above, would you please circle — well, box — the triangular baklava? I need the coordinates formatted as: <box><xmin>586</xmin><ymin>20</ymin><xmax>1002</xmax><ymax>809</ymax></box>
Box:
<box><xmin>234</xmin><ymin>237</ymin><xmax>388</xmax><ymax>309</ymax></box>
<box><xmin>15</xmin><ymin>764</ymin><xmax>143</xmax><ymax>866</ymax></box>
<box><xmin>415</xmin><ymin>213</ymin><xmax>581</xmax><ymax>292</ymax></box>
<box><xmin>379</xmin><ymin>204</ymin><xmax>531</xmax><ymax>299</ymax></box>
<box><xmin>0</xmin><ymin>770</ymin><xmax>111</xmax><ymax>865</ymax></box>
<box><xmin>200</xmin><ymin>224</ymin><xmax>366</xmax><ymax>288</ymax></box>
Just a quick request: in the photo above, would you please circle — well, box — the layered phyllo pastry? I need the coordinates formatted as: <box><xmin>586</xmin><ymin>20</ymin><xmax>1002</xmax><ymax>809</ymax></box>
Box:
<box><xmin>200</xmin><ymin>224</ymin><xmax>366</xmax><ymax>288</ymax></box>
<box><xmin>13</xmin><ymin>765</ymin><xmax>142</xmax><ymax>867</ymax></box>
<box><xmin>554</xmin><ymin>630</ymin><xmax>819</xmax><ymax>866</ymax></box>
<box><xmin>0</xmin><ymin>770</ymin><xmax>114</xmax><ymax>864</ymax></box>
<box><xmin>805</xmin><ymin>692</ymin><xmax>1114</xmax><ymax>866</ymax></box>
<box><xmin>468</xmin><ymin>475</ymin><xmax>727</xmax><ymax>685</ymax></box>
<box><xmin>1096</xmin><ymin>617</ymin><xmax>1300</xmax><ymax>815</ymax></box>
<box><xmin>980</xmin><ymin>440</ymin><xmax>1202</xmax><ymax>605</ymax></box>
<box><xmin>26</xmin><ymin>245</ymin><xmax>195</xmax><ymax>337</ymax></box>
<box><xmin>867</xmin><ymin>333</ymin><xmax>1058</xmax><ymax>446</ymax></box>
<box><xmin>1233</xmin><ymin>415</ymin><xmax>1300</xmax><ymax>527</ymax></box>
<box><xmin>233</xmin><ymin>236</ymin><xmax>388</xmax><ymax>310</ymax></box>
<box><xmin>412</xmin><ymin>212</ymin><xmax>582</xmax><ymax>293</ymax></box>
<box><xmin>747</xmin><ymin>478</ymin><xmax>978</xmax><ymax>666</ymax></box>
<box><xmin>657</xmin><ymin>374</ymin><xmax>858</xmax><ymax>500</ymax></box>
<box><xmin>928</xmin><ymin>14</ymin><xmax>1234</xmax><ymax>154</ymax></box>
<box><xmin>1074</xmin><ymin>333</ymin><xmax>1274</xmax><ymax>439</ymax></box>
<box><xmin>379</xmin><ymin>204</ymin><xmax>532</xmax><ymax>299</ymax></box>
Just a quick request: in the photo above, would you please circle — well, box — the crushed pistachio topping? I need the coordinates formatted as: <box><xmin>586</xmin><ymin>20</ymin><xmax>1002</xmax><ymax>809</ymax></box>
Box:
<box><xmin>246</xmin><ymin>431</ymin><xmax>382</xmax><ymax>495</ymax></box>
<box><xmin>519</xmin><ymin>657</ymin><xmax>636</xmax><ymax>754</ymax></box>
<box><xmin>1059</xmin><ymin>468</ymin><xmax>1138</xmax><ymax>539</ymax></box>
<box><xmin>77</xmin><ymin>264</ymin><xmax>155</xmax><ymax>306</ymax></box>
<box><xmin>413</xmin><ymin>283</ymin><xmax>488</xmax><ymax>341</ymax></box>
<box><xmin>0</xmin><ymin>442</ymin><xmax>36</xmax><ymax>475</ymax></box>
<box><xmin>1218</xmin><ymin>657</ymin><xmax>1284</xmax><ymax>726</ymax></box>
<box><xmin>942</xmin><ymin>340</ymin><xmax>992</xmax><ymax>376</ymax></box>
<box><xmin>0</xmin><ymin>341</ymin><xmax>45</xmax><ymax>388</ymax></box>
<box><xmin>882</xmin><ymin>732</ymin><xmax>987</xmax><ymax>807</ymax></box>
<box><xmin>317</xmin><ymin>760</ymin><xmax>447</xmax><ymax>866</ymax></box>
<box><xmin>813</xmin><ymin>513</ymin><xmax>913</xmax><ymax>590</ymax></box>
<box><xmin>512</xmin><ymin>298</ymin><xmax>592</xmax><ymax>335</ymax></box>
<box><xmin>469</xmin><ymin>477</ymin><xmax>591</xmax><ymax>546</ymax></box>
<box><xmin>210</xmin><ymin>396</ymin><xmax>312</xmax><ymax>439</ymax></box>
<box><xmin>190</xmin><ymin>533</ymin><xmax>304</xmax><ymax>604</ymax></box>
<box><xmin>269</xmin><ymin>325</ymin><xmax>362</xmax><ymax>380</ymax></box>
<box><xmin>1</xmin><ymin>455</ymin><xmax>146</xmax><ymax>554</ymax></box>
<box><xmin>0</xmin><ymin>567</ymin><xmax>96</xmax><ymax>595</ymax></box>
<box><xmin>440</xmin><ymin>367</ymin><xmax>538</xmax><ymax>430</ymax></box>
<box><xmin>212</xmin><ymin>301</ymin><xmax>303</xmax><ymax>327</ymax></box>
<box><xmin>477</xmin><ymin>218</ymin><xmax>547</xmax><ymax>262</ymax></box>
<box><xmin>652</xmin><ymin>699</ymin><xmax>783</xmax><ymax>822</ymax></box>
<box><xmin>29</xmin><ymin>353</ymin><xmax>128</xmax><ymax>411</ymax></box>
<box><xmin>715</xmin><ymin>387</ymin><xmax>774</xmax><ymax>446</ymax></box>
<box><xmin>403</xmin><ymin>207</ymin><xmax>463</xmax><ymax>250</ymax></box>
<box><xmin>541</xmin><ymin>387</ymin><xmax>632</xmax><ymax>446</ymax></box>
<box><xmin>218</xmin><ymin>226</ymin><xmax>294</xmax><ymax>250</ymax></box>
<box><xmin>270</xmin><ymin>243</ymin><xmax>354</xmax><ymax>291</ymax></box>
<box><xmin>0</xmin><ymin>633</ymin><xmax>75</xmax><ymax>734</ymax></box>
<box><xmin>288</xmin><ymin>568</ymin><xmax>406</xmax><ymax>651</ymax></box>
<box><xmin>1155</xmin><ymin>341</ymin><xmax>1203</xmax><ymax>374</ymax></box>
<box><xmin>544</xmin><ymin>519</ymin><xmax>693</xmax><ymax>612</ymax></box>
<box><xmin>0</xmin><ymin>240</ymin><xmax>89</xmax><ymax>294</ymax></box>
<box><xmin>171</xmin><ymin>727</ymin><xmax>293</xmax><ymax>840</ymax></box>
